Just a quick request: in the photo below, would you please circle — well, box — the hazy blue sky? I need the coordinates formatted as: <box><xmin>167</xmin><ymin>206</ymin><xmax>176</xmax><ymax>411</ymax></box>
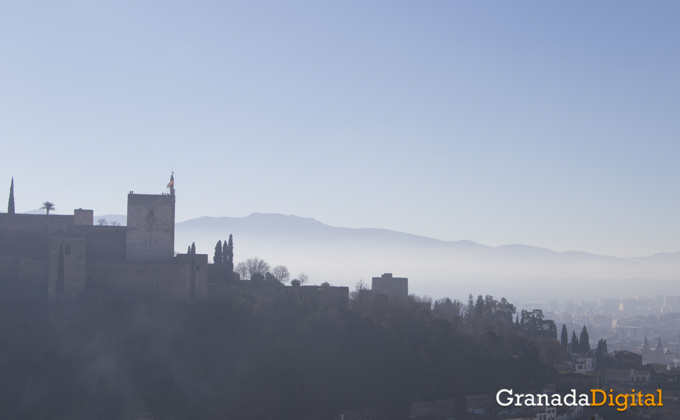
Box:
<box><xmin>2</xmin><ymin>1</ymin><xmax>679</xmax><ymax>257</ymax></box>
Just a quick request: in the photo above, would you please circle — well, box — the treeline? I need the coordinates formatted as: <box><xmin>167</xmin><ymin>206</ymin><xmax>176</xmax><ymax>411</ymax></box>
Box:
<box><xmin>0</xmin><ymin>290</ymin><xmax>554</xmax><ymax>420</ymax></box>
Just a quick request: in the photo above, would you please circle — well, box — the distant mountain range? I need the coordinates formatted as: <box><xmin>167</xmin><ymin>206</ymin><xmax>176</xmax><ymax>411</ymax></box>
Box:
<box><xmin>88</xmin><ymin>212</ymin><xmax>680</xmax><ymax>302</ymax></box>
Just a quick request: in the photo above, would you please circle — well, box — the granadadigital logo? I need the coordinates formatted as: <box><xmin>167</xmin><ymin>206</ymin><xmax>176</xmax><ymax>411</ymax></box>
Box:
<box><xmin>496</xmin><ymin>388</ymin><xmax>663</xmax><ymax>412</ymax></box>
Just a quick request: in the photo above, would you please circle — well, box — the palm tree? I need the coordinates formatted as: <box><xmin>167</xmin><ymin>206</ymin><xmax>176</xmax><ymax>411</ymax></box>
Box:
<box><xmin>40</xmin><ymin>201</ymin><xmax>55</xmax><ymax>215</ymax></box>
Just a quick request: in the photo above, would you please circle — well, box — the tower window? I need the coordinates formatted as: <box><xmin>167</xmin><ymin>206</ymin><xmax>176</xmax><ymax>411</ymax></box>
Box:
<box><xmin>148</xmin><ymin>210</ymin><xmax>154</xmax><ymax>216</ymax></box>
<box><xmin>65</xmin><ymin>245</ymin><xmax>71</xmax><ymax>255</ymax></box>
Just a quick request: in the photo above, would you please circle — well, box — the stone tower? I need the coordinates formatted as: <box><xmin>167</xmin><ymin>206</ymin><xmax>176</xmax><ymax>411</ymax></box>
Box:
<box><xmin>125</xmin><ymin>174</ymin><xmax>176</xmax><ymax>261</ymax></box>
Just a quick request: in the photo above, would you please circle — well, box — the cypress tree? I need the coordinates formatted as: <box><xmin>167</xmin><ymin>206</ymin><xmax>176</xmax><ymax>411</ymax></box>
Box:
<box><xmin>8</xmin><ymin>178</ymin><xmax>15</xmax><ymax>214</ymax></box>
<box><xmin>596</xmin><ymin>339</ymin><xmax>608</xmax><ymax>355</ymax></box>
<box><xmin>571</xmin><ymin>331</ymin><xmax>579</xmax><ymax>353</ymax></box>
<box><xmin>580</xmin><ymin>326</ymin><xmax>590</xmax><ymax>354</ymax></box>
<box><xmin>214</xmin><ymin>240</ymin><xmax>223</xmax><ymax>264</ymax></box>
<box><xmin>190</xmin><ymin>242</ymin><xmax>196</xmax><ymax>255</ymax></box>
<box><xmin>561</xmin><ymin>324</ymin><xmax>568</xmax><ymax>350</ymax></box>
<box><xmin>224</xmin><ymin>234</ymin><xmax>234</xmax><ymax>276</ymax></box>
<box><xmin>187</xmin><ymin>245</ymin><xmax>191</xmax><ymax>254</ymax></box>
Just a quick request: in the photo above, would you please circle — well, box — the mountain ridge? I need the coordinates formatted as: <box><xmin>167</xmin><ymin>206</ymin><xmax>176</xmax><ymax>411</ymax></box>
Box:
<box><xmin>95</xmin><ymin>211</ymin><xmax>678</xmax><ymax>260</ymax></box>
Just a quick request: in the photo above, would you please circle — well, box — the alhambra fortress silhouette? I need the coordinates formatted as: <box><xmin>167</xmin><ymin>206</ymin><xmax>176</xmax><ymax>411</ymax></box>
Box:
<box><xmin>0</xmin><ymin>174</ymin><xmax>409</xmax><ymax>306</ymax></box>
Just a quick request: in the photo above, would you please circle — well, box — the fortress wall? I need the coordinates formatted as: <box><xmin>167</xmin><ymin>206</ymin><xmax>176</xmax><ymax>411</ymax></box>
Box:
<box><xmin>69</xmin><ymin>225</ymin><xmax>127</xmax><ymax>260</ymax></box>
<box><xmin>0</xmin><ymin>214</ymin><xmax>73</xmax><ymax>259</ymax></box>
<box><xmin>0</xmin><ymin>213</ymin><xmax>74</xmax><ymax>231</ymax></box>
<box><xmin>19</xmin><ymin>258</ymin><xmax>48</xmax><ymax>302</ymax></box>
<box><xmin>0</xmin><ymin>256</ymin><xmax>48</xmax><ymax>283</ymax></box>
<box><xmin>207</xmin><ymin>264</ymin><xmax>232</xmax><ymax>283</ymax></box>
<box><xmin>0</xmin><ymin>230</ymin><xmax>49</xmax><ymax>259</ymax></box>
<box><xmin>126</xmin><ymin>194</ymin><xmax>175</xmax><ymax>261</ymax></box>
<box><xmin>0</xmin><ymin>256</ymin><xmax>48</xmax><ymax>301</ymax></box>
<box><xmin>87</xmin><ymin>255</ymin><xmax>207</xmax><ymax>301</ymax></box>
<box><xmin>48</xmin><ymin>236</ymin><xmax>87</xmax><ymax>303</ymax></box>
<box><xmin>0</xmin><ymin>256</ymin><xmax>20</xmax><ymax>281</ymax></box>
<box><xmin>175</xmin><ymin>254</ymin><xmax>208</xmax><ymax>300</ymax></box>
<box><xmin>19</xmin><ymin>258</ymin><xmax>48</xmax><ymax>283</ymax></box>
<box><xmin>208</xmin><ymin>283</ymin><xmax>349</xmax><ymax>307</ymax></box>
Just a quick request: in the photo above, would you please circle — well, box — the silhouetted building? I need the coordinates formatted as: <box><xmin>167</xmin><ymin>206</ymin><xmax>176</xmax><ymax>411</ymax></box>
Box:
<box><xmin>1</xmin><ymin>175</ymin><xmax>350</xmax><ymax>308</ymax></box>
<box><xmin>371</xmin><ymin>273</ymin><xmax>408</xmax><ymax>299</ymax></box>
<box><xmin>0</xmin><ymin>174</ymin><xmax>207</xmax><ymax>303</ymax></box>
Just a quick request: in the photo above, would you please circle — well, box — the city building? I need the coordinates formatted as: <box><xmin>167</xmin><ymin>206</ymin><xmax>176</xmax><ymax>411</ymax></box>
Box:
<box><xmin>371</xmin><ymin>272</ymin><xmax>408</xmax><ymax>299</ymax></box>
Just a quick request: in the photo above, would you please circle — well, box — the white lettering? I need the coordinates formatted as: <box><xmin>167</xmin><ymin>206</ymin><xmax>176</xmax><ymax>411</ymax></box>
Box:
<box><xmin>496</xmin><ymin>389</ymin><xmax>514</xmax><ymax>407</ymax></box>
<box><xmin>564</xmin><ymin>389</ymin><xmax>578</xmax><ymax>406</ymax></box>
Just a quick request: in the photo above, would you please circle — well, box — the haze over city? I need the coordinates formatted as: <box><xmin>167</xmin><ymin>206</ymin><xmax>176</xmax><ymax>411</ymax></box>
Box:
<box><xmin>3</xmin><ymin>1</ymin><xmax>680</xmax><ymax>258</ymax></box>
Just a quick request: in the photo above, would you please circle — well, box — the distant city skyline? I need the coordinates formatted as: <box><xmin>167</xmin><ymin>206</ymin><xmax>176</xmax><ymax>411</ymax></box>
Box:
<box><xmin>2</xmin><ymin>1</ymin><xmax>680</xmax><ymax>258</ymax></box>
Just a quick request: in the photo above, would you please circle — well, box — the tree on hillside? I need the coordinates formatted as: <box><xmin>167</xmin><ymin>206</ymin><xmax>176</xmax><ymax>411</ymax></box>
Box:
<box><xmin>223</xmin><ymin>235</ymin><xmax>234</xmax><ymax>278</ymax></box>
<box><xmin>561</xmin><ymin>324</ymin><xmax>568</xmax><ymax>350</ymax></box>
<box><xmin>297</xmin><ymin>273</ymin><xmax>309</xmax><ymax>285</ymax></box>
<box><xmin>264</xmin><ymin>272</ymin><xmax>283</xmax><ymax>286</ymax></box>
<box><xmin>571</xmin><ymin>331</ymin><xmax>579</xmax><ymax>353</ymax></box>
<box><xmin>251</xmin><ymin>272</ymin><xmax>265</xmax><ymax>286</ymax></box>
<box><xmin>246</xmin><ymin>257</ymin><xmax>269</xmax><ymax>278</ymax></box>
<box><xmin>519</xmin><ymin>309</ymin><xmax>556</xmax><ymax>339</ymax></box>
<box><xmin>40</xmin><ymin>201</ymin><xmax>55</xmax><ymax>215</ymax></box>
<box><xmin>97</xmin><ymin>218</ymin><xmax>108</xmax><ymax>226</ymax></box>
<box><xmin>580</xmin><ymin>326</ymin><xmax>590</xmax><ymax>354</ymax></box>
<box><xmin>596</xmin><ymin>339</ymin><xmax>608</xmax><ymax>355</ymax></box>
<box><xmin>272</xmin><ymin>266</ymin><xmax>290</xmax><ymax>284</ymax></box>
<box><xmin>235</xmin><ymin>262</ymin><xmax>248</xmax><ymax>280</ymax></box>
<box><xmin>433</xmin><ymin>298</ymin><xmax>463</xmax><ymax>323</ymax></box>
<box><xmin>235</xmin><ymin>257</ymin><xmax>270</xmax><ymax>281</ymax></box>
<box><xmin>214</xmin><ymin>240</ymin><xmax>223</xmax><ymax>264</ymax></box>
<box><xmin>349</xmin><ymin>280</ymin><xmax>368</xmax><ymax>300</ymax></box>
